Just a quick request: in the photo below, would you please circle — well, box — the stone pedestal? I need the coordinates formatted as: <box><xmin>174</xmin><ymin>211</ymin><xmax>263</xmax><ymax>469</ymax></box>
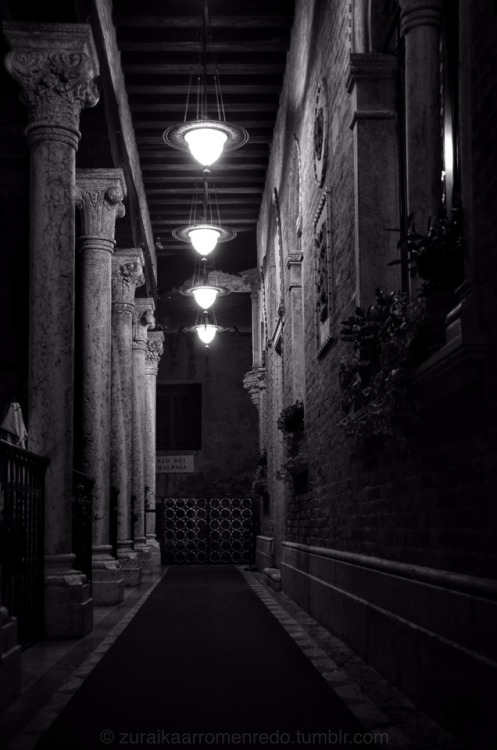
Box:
<box><xmin>75</xmin><ymin>169</ymin><xmax>127</xmax><ymax>605</ymax></box>
<box><xmin>347</xmin><ymin>53</ymin><xmax>400</xmax><ymax>305</ymax></box>
<box><xmin>111</xmin><ymin>249</ymin><xmax>145</xmax><ymax>586</ymax></box>
<box><xmin>4</xmin><ymin>22</ymin><xmax>99</xmax><ymax>636</ymax></box>
<box><xmin>144</xmin><ymin>331</ymin><xmax>164</xmax><ymax>575</ymax></box>
<box><xmin>44</xmin><ymin>553</ymin><xmax>93</xmax><ymax>636</ymax></box>
<box><xmin>132</xmin><ymin>299</ymin><xmax>155</xmax><ymax>570</ymax></box>
<box><xmin>400</xmin><ymin>0</ymin><xmax>445</xmax><ymax>226</ymax></box>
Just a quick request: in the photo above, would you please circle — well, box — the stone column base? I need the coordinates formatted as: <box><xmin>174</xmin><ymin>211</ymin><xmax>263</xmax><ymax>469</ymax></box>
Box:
<box><xmin>0</xmin><ymin>606</ymin><xmax>21</xmax><ymax>711</ymax></box>
<box><xmin>145</xmin><ymin>535</ymin><xmax>162</xmax><ymax>575</ymax></box>
<box><xmin>134</xmin><ymin>537</ymin><xmax>153</xmax><ymax>575</ymax></box>
<box><xmin>92</xmin><ymin>546</ymin><xmax>125</xmax><ymax>605</ymax></box>
<box><xmin>117</xmin><ymin>541</ymin><xmax>142</xmax><ymax>587</ymax></box>
<box><xmin>45</xmin><ymin>554</ymin><xmax>93</xmax><ymax>638</ymax></box>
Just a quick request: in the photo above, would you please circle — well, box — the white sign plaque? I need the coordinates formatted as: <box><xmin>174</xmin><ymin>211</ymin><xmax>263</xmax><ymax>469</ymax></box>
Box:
<box><xmin>156</xmin><ymin>455</ymin><xmax>194</xmax><ymax>473</ymax></box>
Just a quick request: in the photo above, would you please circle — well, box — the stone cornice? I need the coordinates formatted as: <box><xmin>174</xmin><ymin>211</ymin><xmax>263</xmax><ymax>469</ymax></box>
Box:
<box><xmin>75</xmin><ymin>169</ymin><xmax>127</xmax><ymax>248</ymax></box>
<box><xmin>3</xmin><ymin>22</ymin><xmax>99</xmax><ymax>138</ymax></box>
<box><xmin>346</xmin><ymin>52</ymin><xmax>398</xmax><ymax>93</ymax></box>
<box><xmin>112</xmin><ymin>249</ymin><xmax>145</xmax><ymax>309</ymax></box>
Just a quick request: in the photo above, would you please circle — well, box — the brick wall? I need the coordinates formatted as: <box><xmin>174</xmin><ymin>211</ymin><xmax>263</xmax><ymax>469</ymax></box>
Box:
<box><xmin>257</xmin><ymin>0</ymin><xmax>497</xmax><ymax>579</ymax></box>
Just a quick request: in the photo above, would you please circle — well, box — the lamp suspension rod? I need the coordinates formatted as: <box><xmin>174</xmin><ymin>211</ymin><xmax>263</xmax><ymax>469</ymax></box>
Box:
<box><xmin>202</xmin><ymin>172</ymin><xmax>209</xmax><ymax>221</ymax></box>
<box><xmin>202</xmin><ymin>0</ymin><xmax>209</xmax><ymax>120</ymax></box>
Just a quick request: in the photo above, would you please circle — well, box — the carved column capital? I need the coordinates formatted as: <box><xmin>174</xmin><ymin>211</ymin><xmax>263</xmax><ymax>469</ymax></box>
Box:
<box><xmin>76</xmin><ymin>169</ymin><xmax>127</xmax><ymax>253</ymax></box>
<box><xmin>112</xmin><ymin>249</ymin><xmax>145</xmax><ymax>313</ymax></box>
<box><xmin>399</xmin><ymin>0</ymin><xmax>444</xmax><ymax>35</ymax></box>
<box><xmin>3</xmin><ymin>22</ymin><xmax>99</xmax><ymax>148</ymax></box>
<box><xmin>145</xmin><ymin>331</ymin><xmax>165</xmax><ymax>376</ymax></box>
<box><xmin>133</xmin><ymin>298</ymin><xmax>155</xmax><ymax>351</ymax></box>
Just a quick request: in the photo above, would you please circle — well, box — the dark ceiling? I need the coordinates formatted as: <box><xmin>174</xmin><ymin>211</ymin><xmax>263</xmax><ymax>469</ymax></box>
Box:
<box><xmin>113</xmin><ymin>0</ymin><xmax>295</xmax><ymax>293</ymax></box>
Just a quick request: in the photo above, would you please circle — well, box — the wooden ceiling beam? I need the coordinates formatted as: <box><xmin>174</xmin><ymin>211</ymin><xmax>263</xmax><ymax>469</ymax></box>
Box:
<box><xmin>145</xmin><ymin>186</ymin><xmax>263</xmax><ymax>195</ymax></box>
<box><xmin>129</xmin><ymin>101</ymin><xmax>278</xmax><ymax>113</ymax></box>
<box><xmin>126</xmin><ymin>85</ymin><xmax>281</xmax><ymax>94</ymax></box>
<box><xmin>134</xmin><ymin>120</ymin><xmax>273</xmax><ymax>130</ymax></box>
<box><xmin>114</xmin><ymin>15</ymin><xmax>293</xmax><ymax>29</ymax></box>
<box><xmin>142</xmin><ymin>163</ymin><xmax>266</xmax><ymax>172</ymax></box>
<box><xmin>143</xmin><ymin>176</ymin><xmax>265</xmax><ymax>184</ymax></box>
<box><xmin>137</xmin><ymin>134</ymin><xmax>272</xmax><ymax>144</ymax></box>
<box><xmin>123</xmin><ymin>63</ymin><xmax>284</xmax><ymax>75</ymax></box>
<box><xmin>119</xmin><ymin>40</ymin><xmax>288</xmax><ymax>52</ymax></box>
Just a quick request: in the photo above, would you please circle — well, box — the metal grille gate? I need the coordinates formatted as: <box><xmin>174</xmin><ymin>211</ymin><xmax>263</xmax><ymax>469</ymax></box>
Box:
<box><xmin>0</xmin><ymin>441</ymin><xmax>48</xmax><ymax>646</ymax></box>
<box><xmin>160</xmin><ymin>497</ymin><xmax>254</xmax><ymax>565</ymax></box>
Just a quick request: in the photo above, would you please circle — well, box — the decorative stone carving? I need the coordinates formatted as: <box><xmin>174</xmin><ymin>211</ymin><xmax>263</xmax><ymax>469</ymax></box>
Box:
<box><xmin>76</xmin><ymin>169</ymin><xmax>126</xmax><ymax>246</ymax></box>
<box><xmin>3</xmin><ymin>23</ymin><xmax>99</xmax><ymax>141</ymax></box>
<box><xmin>133</xmin><ymin>305</ymin><xmax>156</xmax><ymax>350</ymax></box>
<box><xmin>314</xmin><ymin>192</ymin><xmax>334</xmax><ymax>356</ymax></box>
<box><xmin>313</xmin><ymin>78</ymin><xmax>329</xmax><ymax>188</ymax></box>
<box><xmin>243</xmin><ymin>366</ymin><xmax>267</xmax><ymax>410</ymax></box>
<box><xmin>112</xmin><ymin>252</ymin><xmax>145</xmax><ymax>313</ymax></box>
<box><xmin>145</xmin><ymin>335</ymin><xmax>164</xmax><ymax>376</ymax></box>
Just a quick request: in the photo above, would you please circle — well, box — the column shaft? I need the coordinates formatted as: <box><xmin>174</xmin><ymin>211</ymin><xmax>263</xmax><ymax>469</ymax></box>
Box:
<box><xmin>144</xmin><ymin>331</ymin><xmax>164</xmax><ymax>574</ymax></box>
<box><xmin>400</xmin><ymin>0</ymin><xmax>445</xmax><ymax>226</ymax></box>
<box><xmin>76</xmin><ymin>169</ymin><xmax>126</xmax><ymax>605</ymax></box>
<box><xmin>4</xmin><ymin>21</ymin><xmax>99</xmax><ymax>637</ymax></box>
<box><xmin>132</xmin><ymin>299</ymin><xmax>155</xmax><ymax>569</ymax></box>
<box><xmin>111</xmin><ymin>249</ymin><xmax>145</xmax><ymax>586</ymax></box>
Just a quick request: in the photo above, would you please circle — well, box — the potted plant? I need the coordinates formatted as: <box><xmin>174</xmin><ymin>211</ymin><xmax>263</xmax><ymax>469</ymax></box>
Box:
<box><xmin>339</xmin><ymin>288</ymin><xmax>429</xmax><ymax>448</ymax></box>
<box><xmin>276</xmin><ymin>400</ymin><xmax>308</xmax><ymax>476</ymax></box>
<box><xmin>391</xmin><ymin>208</ymin><xmax>464</xmax><ymax>347</ymax></box>
<box><xmin>251</xmin><ymin>449</ymin><xmax>268</xmax><ymax>495</ymax></box>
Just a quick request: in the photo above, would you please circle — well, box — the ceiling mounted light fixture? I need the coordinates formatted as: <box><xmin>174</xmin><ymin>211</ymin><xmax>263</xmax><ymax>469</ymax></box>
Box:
<box><xmin>173</xmin><ymin>177</ymin><xmax>236</xmax><ymax>256</ymax></box>
<box><xmin>188</xmin><ymin>309</ymin><xmax>226</xmax><ymax>348</ymax></box>
<box><xmin>181</xmin><ymin>252</ymin><xmax>229</xmax><ymax>310</ymax></box>
<box><xmin>163</xmin><ymin>0</ymin><xmax>249</xmax><ymax>168</ymax></box>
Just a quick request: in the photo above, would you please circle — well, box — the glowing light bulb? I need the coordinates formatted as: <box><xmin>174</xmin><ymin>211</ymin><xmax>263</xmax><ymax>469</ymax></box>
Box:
<box><xmin>188</xmin><ymin>227</ymin><xmax>221</xmax><ymax>256</ymax></box>
<box><xmin>191</xmin><ymin>286</ymin><xmax>219</xmax><ymax>310</ymax></box>
<box><xmin>184</xmin><ymin>127</ymin><xmax>228</xmax><ymax>166</ymax></box>
<box><xmin>196</xmin><ymin>323</ymin><xmax>217</xmax><ymax>344</ymax></box>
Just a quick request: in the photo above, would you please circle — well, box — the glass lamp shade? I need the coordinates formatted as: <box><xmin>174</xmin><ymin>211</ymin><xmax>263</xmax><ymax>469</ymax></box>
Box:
<box><xmin>188</xmin><ymin>227</ymin><xmax>221</xmax><ymax>256</ymax></box>
<box><xmin>196</xmin><ymin>323</ymin><xmax>218</xmax><ymax>344</ymax></box>
<box><xmin>191</xmin><ymin>286</ymin><xmax>219</xmax><ymax>310</ymax></box>
<box><xmin>184</xmin><ymin>126</ymin><xmax>228</xmax><ymax>166</ymax></box>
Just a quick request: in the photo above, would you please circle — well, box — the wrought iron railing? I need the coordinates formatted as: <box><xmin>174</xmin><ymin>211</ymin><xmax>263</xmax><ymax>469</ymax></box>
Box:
<box><xmin>72</xmin><ymin>470</ymin><xmax>94</xmax><ymax>584</ymax></box>
<box><xmin>0</xmin><ymin>439</ymin><xmax>48</xmax><ymax>646</ymax></box>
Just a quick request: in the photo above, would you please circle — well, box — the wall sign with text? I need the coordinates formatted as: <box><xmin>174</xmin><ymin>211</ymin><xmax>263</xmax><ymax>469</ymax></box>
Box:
<box><xmin>156</xmin><ymin>455</ymin><xmax>195</xmax><ymax>473</ymax></box>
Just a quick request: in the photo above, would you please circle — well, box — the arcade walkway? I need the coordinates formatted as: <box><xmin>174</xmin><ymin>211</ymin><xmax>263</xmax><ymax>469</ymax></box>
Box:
<box><xmin>0</xmin><ymin>567</ymin><xmax>460</xmax><ymax>750</ymax></box>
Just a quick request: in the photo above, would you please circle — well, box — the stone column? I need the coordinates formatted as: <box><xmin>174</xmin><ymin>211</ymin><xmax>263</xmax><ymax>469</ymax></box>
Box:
<box><xmin>347</xmin><ymin>53</ymin><xmax>400</xmax><ymax>306</ymax></box>
<box><xmin>132</xmin><ymin>298</ymin><xmax>155</xmax><ymax>568</ymax></box>
<box><xmin>144</xmin><ymin>331</ymin><xmax>164</xmax><ymax>574</ymax></box>
<box><xmin>75</xmin><ymin>169</ymin><xmax>126</xmax><ymax>605</ymax></box>
<box><xmin>3</xmin><ymin>22</ymin><xmax>99</xmax><ymax>637</ymax></box>
<box><xmin>400</xmin><ymin>0</ymin><xmax>445</xmax><ymax>227</ymax></box>
<box><xmin>111</xmin><ymin>249</ymin><xmax>145</xmax><ymax>586</ymax></box>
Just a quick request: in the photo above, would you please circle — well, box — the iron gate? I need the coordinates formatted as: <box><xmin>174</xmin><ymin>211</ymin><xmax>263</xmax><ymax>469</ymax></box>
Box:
<box><xmin>0</xmin><ymin>440</ymin><xmax>48</xmax><ymax>646</ymax></box>
<box><xmin>160</xmin><ymin>497</ymin><xmax>255</xmax><ymax>565</ymax></box>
